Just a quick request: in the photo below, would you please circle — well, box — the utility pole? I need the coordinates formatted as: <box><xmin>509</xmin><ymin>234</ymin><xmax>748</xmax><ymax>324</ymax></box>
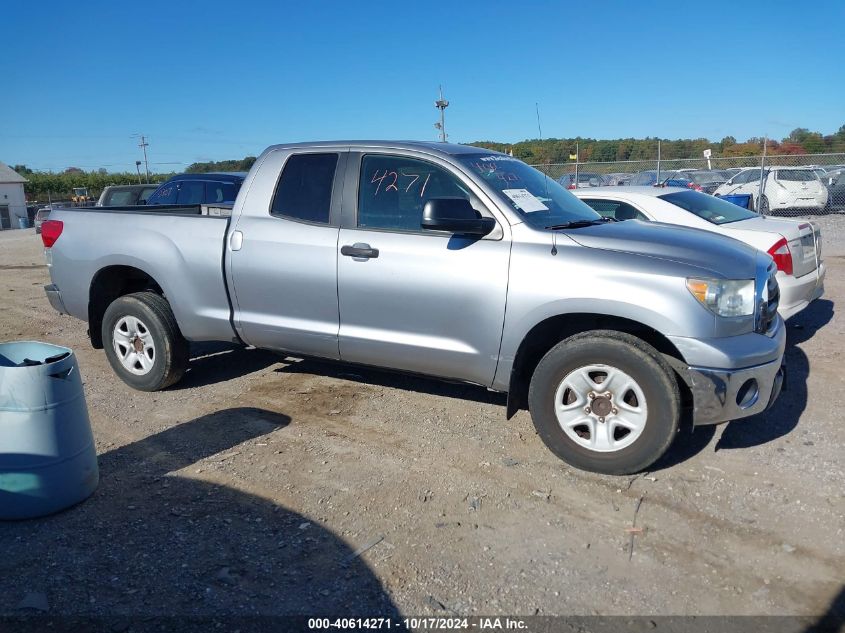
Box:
<box><xmin>535</xmin><ymin>102</ymin><xmax>543</xmax><ymax>140</ymax></box>
<box><xmin>758</xmin><ymin>136</ymin><xmax>768</xmax><ymax>214</ymax></box>
<box><xmin>434</xmin><ymin>86</ymin><xmax>449</xmax><ymax>142</ymax></box>
<box><xmin>136</xmin><ymin>135</ymin><xmax>150</xmax><ymax>182</ymax></box>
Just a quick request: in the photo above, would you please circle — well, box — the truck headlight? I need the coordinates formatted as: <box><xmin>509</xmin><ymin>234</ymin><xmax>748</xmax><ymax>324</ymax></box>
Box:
<box><xmin>686</xmin><ymin>278</ymin><xmax>755</xmax><ymax>317</ymax></box>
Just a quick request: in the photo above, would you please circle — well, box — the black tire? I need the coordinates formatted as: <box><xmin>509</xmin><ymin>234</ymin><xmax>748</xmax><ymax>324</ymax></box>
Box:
<box><xmin>102</xmin><ymin>292</ymin><xmax>189</xmax><ymax>391</ymax></box>
<box><xmin>528</xmin><ymin>331</ymin><xmax>680</xmax><ymax>475</ymax></box>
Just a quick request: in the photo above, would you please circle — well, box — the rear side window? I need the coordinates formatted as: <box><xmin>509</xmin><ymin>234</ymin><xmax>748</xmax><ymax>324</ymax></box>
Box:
<box><xmin>177</xmin><ymin>181</ymin><xmax>205</xmax><ymax>204</ymax></box>
<box><xmin>271</xmin><ymin>153</ymin><xmax>338</xmax><ymax>224</ymax></box>
<box><xmin>104</xmin><ymin>190</ymin><xmax>135</xmax><ymax>206</ymax></box>
<box><xmin>206</xmin><ymin>181</ymin><xmax>239</xmax><ymax>203</ymax></box>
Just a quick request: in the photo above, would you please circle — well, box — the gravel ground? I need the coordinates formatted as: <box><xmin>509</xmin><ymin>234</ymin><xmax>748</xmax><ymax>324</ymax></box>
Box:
<box><xmin>0</xmin><ymin>224</ymin><xmax>843</xmax><ymax>621</ymax></box>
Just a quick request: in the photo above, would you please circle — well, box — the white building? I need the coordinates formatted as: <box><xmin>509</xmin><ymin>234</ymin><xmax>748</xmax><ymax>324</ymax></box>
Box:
<box><xmin>0</xmin><ymin>162</ymin><xmax>28</xmax><ymax>230</ymax></box>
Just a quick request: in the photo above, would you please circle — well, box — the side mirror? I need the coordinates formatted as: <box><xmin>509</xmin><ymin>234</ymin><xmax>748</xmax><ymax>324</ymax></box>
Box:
<box><xmin>421</xmin><ymin>198</ymin><xmax>495</xmax><ymax>236</ymax></box>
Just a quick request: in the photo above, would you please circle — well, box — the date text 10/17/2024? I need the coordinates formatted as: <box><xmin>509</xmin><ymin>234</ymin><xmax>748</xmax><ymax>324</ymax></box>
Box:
<box><xmin>308</xmin><ymin>617</ymin><xmax>529</xmax><ymax>630</ymax></box>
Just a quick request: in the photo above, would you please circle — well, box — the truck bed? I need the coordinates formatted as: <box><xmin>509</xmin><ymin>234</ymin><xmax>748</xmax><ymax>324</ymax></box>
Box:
<box><xmin>46</xmin><ymin>207</ymin><xmax>237</xmax><ymax>344</ymax></box>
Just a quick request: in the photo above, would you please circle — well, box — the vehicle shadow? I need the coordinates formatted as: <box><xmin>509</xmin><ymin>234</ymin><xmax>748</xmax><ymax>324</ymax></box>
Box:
<box><xmin>274</xmin><ymin>357</ymin><xmax>508</xmax><ymax>407</ymax></box>
<box><xmin>651</xmin><ymin>298</ymin><xmax>833</xmax><ymax>469</ymax></box>
<box><xmin>716</xmin><ymin>298</ymin><xmax>833</xmax><ymax>450</ymax></box>
<box><xmin>804</xmin><ymin>584</ymin><xmax>845</xmax><ymax>632</ymax></box>
<box><xmin>171</xmin><ymin>342</ymin><xmax>280</xmax><ymax>390</ymax></box>
<box><xmin>0</xmin><ymin>407</ymin><xmax>400</xmax><ymax>621</ymax></box>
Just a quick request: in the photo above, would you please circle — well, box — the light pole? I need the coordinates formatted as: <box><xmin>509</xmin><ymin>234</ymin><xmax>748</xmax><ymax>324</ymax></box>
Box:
<box><xmin>135</xmin><ymin>161</ymin><xmax>142</xmax><ymax>184</ymax></box>
<box><xmin>434</xmin><ymin>86</ymin><xmax>449</xmax><ymax>142</ymax></box>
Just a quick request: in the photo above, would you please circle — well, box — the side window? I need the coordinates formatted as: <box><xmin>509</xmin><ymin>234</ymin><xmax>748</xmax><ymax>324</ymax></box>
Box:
<box><xmin>357</xmin><ymin>155</ymin><xmax>470</xmax><ymax>232</ymax></box>
<box><xmin>271</xmin><ymin>153</ymin><xmax>338</xmax><ymax>224</ymax></box>
<box><xmin>582</xmin><ymin>199</ymin><xmax>647</xmax><ymax>221</ymax></box>
<box><xmin>206</xmin><ymin>181</ymin><xmax>239</xmax><ymax>204</ymax></box>
<box><xmin>177</xmin><ymin>181</ymin><xmax>205</xmax><ymax>204</ymax></box>
<box><xmin>146</xmin><ymin>182</ymin><xmax>178</xmax><ymax>205</ymax></box>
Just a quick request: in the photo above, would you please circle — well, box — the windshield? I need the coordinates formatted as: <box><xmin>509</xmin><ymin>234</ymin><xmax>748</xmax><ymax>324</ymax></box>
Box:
<box><xmin>776</xmin><ymin>169</ymin><xmax>818</xmax><ymax>182</ymax></box>
<box><xmin>457</xmin><ymin>154</ymin><xmax>600</xmax><ymax>228</ymax></box>
<box><xmin>659</xmin><ymin>190</ymin><xmax>757</xmax><ymax>225</ymax></box>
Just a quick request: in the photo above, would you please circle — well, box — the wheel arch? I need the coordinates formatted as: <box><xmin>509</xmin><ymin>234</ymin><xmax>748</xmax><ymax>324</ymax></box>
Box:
<box><xmin>88</xmin><ymin>265</ymin><xmax>164</xmax><ymax>348</ymax></box>
<box><xmin>504</xmin><ymin>312</ymin><xmax>691</xmax><ymax>419</ymax></box>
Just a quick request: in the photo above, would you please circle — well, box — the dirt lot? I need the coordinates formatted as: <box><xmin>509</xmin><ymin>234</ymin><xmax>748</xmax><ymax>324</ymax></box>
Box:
<box><xmin>1</xmin><ymin>223</ymin><xmax>843</xmax><ymax>621</ymax></box>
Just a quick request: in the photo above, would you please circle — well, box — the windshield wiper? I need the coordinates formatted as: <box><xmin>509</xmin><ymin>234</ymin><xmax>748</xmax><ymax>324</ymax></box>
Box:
<box><xmin>544</xmin><ymin>217</ymin><xmax>616</xmax><ymax>230</ymax></box>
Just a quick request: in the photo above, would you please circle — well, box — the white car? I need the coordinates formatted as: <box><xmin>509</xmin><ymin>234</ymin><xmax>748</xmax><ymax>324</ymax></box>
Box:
<box><xmin>713</xmin><ymin>166</ymin><xmax>828</xmax><ymax>214</ymax></box>
<box><xmin>573</xmin><ymin>187</ymin><xmax>825</xmax><ymax>319</ymax></box>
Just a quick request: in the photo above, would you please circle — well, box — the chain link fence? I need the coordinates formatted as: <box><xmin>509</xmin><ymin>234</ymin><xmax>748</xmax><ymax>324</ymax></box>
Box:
<box><xmin>532</xmin><ymin>153</ymin><xmax>845</xmax><ymax>216</ymax></box>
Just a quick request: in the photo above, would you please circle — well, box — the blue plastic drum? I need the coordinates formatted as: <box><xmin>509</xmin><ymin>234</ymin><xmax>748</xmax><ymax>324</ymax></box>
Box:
<box><xmin>721</xmin><ymin>194</ymin><xmax>753</xmax><ymax>210</ymax></box>
<box><xmin>0</xmin><ymin>341</ymin><xmax>99</xmax><ymax>520</ymax></box>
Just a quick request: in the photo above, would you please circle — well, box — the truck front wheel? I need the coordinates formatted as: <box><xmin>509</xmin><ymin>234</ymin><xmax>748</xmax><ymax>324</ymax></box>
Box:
<box><xmin>102</xmin><ymin>292</ymin><xmax>189</xmax><ymax>391</ymax></box>
<box><xmin>528</xmin><ymin>331</ymin><xmax>680</xmax><ymax>475</ymax></box>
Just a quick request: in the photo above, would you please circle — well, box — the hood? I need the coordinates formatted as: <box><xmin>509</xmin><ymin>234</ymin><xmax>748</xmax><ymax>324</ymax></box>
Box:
<box><xmin>562</xmin><ymin>220</ymin><xmax>759</xmax><ymax>279</ymax></box>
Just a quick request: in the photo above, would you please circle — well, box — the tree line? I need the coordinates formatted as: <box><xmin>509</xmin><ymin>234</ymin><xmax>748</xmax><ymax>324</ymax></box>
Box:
<box><xmin>470</xmin><ymin>125</ymin><xmax>845</xmax><ymax>165</ymax></box>
<box><xmin>15</xmin><ymin>125</ymin><xmax>844</xmax><ymax>199</ymax></box>
<box><xmin>14</xmin><ymin>166</ymin><xmax>175</xmax><ymax>202</ymax></box>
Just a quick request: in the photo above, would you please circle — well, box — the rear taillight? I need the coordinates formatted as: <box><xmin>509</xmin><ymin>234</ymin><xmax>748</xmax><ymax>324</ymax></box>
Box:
<box><xmin>767</xmin><ymin>237</ymin><xmax>793</xmax><ymax>276</ymax></box>
<box><xmin>687</xmin><ymin>183</ymin><xmax>703</xmax><ymax>191</ymax></box>
<box><xmin>567</xmin><ymin>183</ymin><xmax>576</xmax><ymax>190</ymax></box>
<box><xmin>41</xmin><ymin>220</ymin><xmax>63</xmax><ymax>248</ymax></box>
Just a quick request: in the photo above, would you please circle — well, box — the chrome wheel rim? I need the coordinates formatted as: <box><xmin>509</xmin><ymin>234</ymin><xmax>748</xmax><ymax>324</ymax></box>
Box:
<box><xmin>113</xmin><ymin>316</ymin><xmax>156</xmax><ymax>376</ymax></box>
<box><xmin>554</xmin><ymin>364</ymin><xmax>648</xmax><ymax>453</ymax></box>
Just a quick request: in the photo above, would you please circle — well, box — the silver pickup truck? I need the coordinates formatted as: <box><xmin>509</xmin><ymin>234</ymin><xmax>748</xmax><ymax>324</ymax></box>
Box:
<box><xmin>42</xmin><ymin>141</ymin><xmax>785</xmax><ymax>474</ymax></box>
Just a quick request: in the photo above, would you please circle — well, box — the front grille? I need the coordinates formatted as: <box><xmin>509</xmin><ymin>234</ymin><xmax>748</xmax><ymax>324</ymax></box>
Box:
<box><xmin>757</xmin><ymin>266</ymin><xmax>779</xmax><ymax>333</ymax></box>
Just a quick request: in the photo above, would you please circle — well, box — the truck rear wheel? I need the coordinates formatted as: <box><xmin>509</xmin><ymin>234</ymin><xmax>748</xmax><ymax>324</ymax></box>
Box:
<box><xmin>102</xmin><ymin>292</ymin><xmax>189</xmax><ymax>391</ymax></box>
<box><xmin>528</xmin><ymin>331</ymin><xmax>680</xmax><ymax>475</ymax></box>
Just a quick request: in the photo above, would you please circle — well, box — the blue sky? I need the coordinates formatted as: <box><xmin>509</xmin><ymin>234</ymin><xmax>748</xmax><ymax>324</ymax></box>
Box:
<box><xmin>2</xmin><ymin>0</ymin><xmax>843</xmax><ymax>172</ymax></box>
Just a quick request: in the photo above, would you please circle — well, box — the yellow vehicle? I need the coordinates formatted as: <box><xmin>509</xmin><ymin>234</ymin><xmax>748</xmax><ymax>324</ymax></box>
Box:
<box><xmin>71</xmin><ymin>187</ymin><xmax>92</xmax><ymax>206</ymax></box>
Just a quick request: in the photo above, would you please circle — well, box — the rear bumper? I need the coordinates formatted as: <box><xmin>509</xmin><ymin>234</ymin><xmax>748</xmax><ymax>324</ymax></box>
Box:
<box><xmin>778</xmin><ymin>263</ymin><xmax>825</xmax><ymax>320</ymax></box>
<box><xmin>44</xmin><ymin>284</ymin><xmax>68</xmax><ymax>315</ymax></box>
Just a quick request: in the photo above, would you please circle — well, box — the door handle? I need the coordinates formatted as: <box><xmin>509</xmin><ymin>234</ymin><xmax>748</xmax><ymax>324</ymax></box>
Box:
<box><xmin>341</xmin><ymin>243</ymin><xmax>379</xmax><ymax>259</ymax></box>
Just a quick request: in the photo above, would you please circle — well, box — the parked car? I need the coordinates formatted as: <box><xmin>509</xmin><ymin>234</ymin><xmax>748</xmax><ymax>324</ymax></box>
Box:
<box><xmin>574</xmin><ymin>187</ymin><xmax>824</xmax><ymax>319</ymax></box>
<box><xmin>144</xmin><ymin>172</ymin><xmax>246</xmax><ymax>206</ymax></box>
<box><xmin>628</xmin><ymin>170</ymin><xmax>694</xmax><ymax>188</ymax></box>
<box><xmin>41</xmin><ymin>141</ymin><xmax>785</xmax><ymax>475</ymax></box>
<box><xmin>683</xmin><ymin>170</ymin><xmax>728</xmax><ymax>194</ymax></box>
<box><xmin>557</xmin><ymin>172</ymin><xmax>607</xmax><ymax>189</ymax></box>
<box><xmin>713</xmin><ymin>167</ymin><xmax>828</xmax><ymax>214</ymax></box>
<box><xmin>723</xmin><ymin>168</ymin><xmax>745</xmax><ymax>178</ymax></box>
<box><xmin>604</xmin><ymin>172</ymin><xmax>633</xmax><ymax>186</ymax></box>
<box><xmin>826</xmin><ymin>170</ymin><xmax>845</xmax><ymax>210</ymax></box>
<box><xmin>33</xmin><ymin>207</ymin><xmax>51</xmax><ymax>234</ymax></box>
<box><xmin>96</xmin><ymin>184</ymin><xmax>160</xmax><ymax>207</ymax></box>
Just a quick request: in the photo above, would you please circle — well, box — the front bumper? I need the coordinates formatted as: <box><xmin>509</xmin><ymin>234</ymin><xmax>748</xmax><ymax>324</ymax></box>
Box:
<box><xmin>44</xmin><ymin>284</ymin><xmax>68</xmax><ymax>315</ymax></box>
<box><xmin>688</xmin><ymin>357</ymin><xmax>786</xmax><ymax>425</ymax></box>
<box><xmin>669</xmin><ymin>315</ymin><xmax>787</xmax><ymax>426</ymax></box>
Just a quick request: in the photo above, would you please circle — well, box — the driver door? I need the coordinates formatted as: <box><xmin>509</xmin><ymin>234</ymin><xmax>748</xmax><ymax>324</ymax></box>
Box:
<box><xmin>336</xmin><ymin>152</ymin><xmax>510</xmax><ymax>386</ymax></box>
